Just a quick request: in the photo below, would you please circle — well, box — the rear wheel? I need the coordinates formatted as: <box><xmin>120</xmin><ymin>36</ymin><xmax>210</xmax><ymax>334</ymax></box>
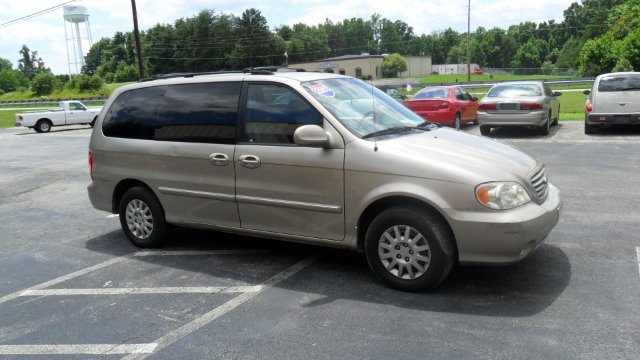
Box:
<box><xmin>479</xmin><ymin>125</ymin><xmax>491</xmax><ymax>136</ymax></box>
<box><xmin>585</xmin><ymin>122</ymin><xmax>596</xmax><ymax>134</ymax></box>
<box><xmin>540</xmin><ymin>112</ymin><xmax>551</xmax><ymax>135</ymax></box>
<box><xmin>118</xmin><ymin>186</ymin><xmax>170</xmax><ymax>247</ymax></box>
<box><xmin>35</xmin><ymin>120</ymin><xmax>52</xmax><ymax>133</ymax></box>
<box><xmin>364</xmin><ymin>206</ymin><xmax>455</xmax><ymax>292</ymax></box>
<box><xmin>453</xmin><ymin>113</ymin><xmax>461</xmax><ymax>131</ymax></box>
<box><xmin>552</xmin><ymin>106</ymin><xmax>559</xmax><ymax>126</ymax></box>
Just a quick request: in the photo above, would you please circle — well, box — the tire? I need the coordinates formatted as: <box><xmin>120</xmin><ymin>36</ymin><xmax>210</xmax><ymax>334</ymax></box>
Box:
<box><xmin>479</xmin><ymin>125</ymin><xmax>491</xmax><ymax>136</ymax></box>
<box><xmin>118</xmin><ymin>186</ymin><xmax>170</xmax><ymax>248</ymax></box>
<box><xmin>364</xmin><ymin>206</ymin><xmax>456</xmax><ymax>292</ymax></box>
<box><xmin>453</xmin><ymin>113</ymin><xmax>461</xmax><ymax>131</ymax></box>
<box><xmin>540</xmin><ymin>112</ymin><xmax>551</xmax><ymax>135</ymax></box>
<box><xmin>35</xmin><ymin>119</ymin><xmax>52</xmax><ymax>133</ymax></box>
<box><xmin>552</xmin><ymin>105</ymin><xmax>559</xmax><ymax>126</ymax></box>
<box><xmin>585</xmin><ymin>122</ymin><xmax>596</xmax><ymax>134</ymax></box>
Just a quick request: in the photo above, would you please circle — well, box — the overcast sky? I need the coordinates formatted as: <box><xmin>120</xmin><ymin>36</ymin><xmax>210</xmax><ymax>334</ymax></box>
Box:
<box><xmin>0</xmin><ymin>0</ymin><xmax>576</xmax><ymax>74</ymax></box>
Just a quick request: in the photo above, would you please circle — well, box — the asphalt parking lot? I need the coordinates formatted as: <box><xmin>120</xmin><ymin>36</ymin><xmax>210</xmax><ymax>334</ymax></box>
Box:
<box><xmin>0</xmin><ymin>122</ymin><xmax>638</xmax><ymax>359</ymax></box>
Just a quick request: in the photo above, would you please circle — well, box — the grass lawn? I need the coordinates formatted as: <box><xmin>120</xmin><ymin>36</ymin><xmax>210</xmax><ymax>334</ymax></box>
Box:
<box><xmin>0</xmin><ymin>82</ymin><xmax>132</xmax><ymax>102</ymax></box>
<box><xmin>0</xmin><ymin>110</ymin><xmax>17</xmax><ymax>128</ymax></box>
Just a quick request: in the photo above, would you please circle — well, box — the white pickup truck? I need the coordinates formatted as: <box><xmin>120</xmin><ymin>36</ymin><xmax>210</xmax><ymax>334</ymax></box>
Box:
<box><xmin>15</xmin><ymin>101</ymin><xmax>103</xmax><ymax>133</ymax></box>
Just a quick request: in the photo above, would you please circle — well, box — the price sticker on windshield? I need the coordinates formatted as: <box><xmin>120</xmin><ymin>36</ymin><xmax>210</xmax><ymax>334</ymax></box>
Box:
<box><xmin>309</xmin><ymin>83</ymin><xmax>335</xmax><ymax>97</ymax></box>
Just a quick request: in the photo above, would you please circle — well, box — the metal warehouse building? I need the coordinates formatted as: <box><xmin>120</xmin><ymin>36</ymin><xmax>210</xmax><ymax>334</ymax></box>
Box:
<box><xmin>291</xmin><ymin>55</ymin><xmax>432</xmax><ymax>80</ymax></box>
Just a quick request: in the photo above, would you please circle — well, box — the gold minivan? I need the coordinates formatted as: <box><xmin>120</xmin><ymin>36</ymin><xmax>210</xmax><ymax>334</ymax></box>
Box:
<box><xmin>88</xmin><ymin>70</ymin><xmax>561</xmax><ymax>291</ymax></box>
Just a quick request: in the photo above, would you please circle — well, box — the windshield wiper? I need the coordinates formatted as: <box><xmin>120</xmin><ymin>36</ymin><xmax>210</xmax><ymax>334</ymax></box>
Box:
<box><xmin>620</xmin><ymin>87</ymin><xmax>640</xmax><ymax>91</ymax></box>
<box><xmin>362</xmin><ymin>126</ymin><xmax>417</xmax><ymax>139</ymax></box>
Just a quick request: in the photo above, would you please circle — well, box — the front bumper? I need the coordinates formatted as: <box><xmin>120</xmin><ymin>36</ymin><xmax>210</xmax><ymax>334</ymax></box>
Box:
<box><xmin>586</xmin><ymin>112</ymin><xmax>640</xmax><ymax>125</ymax></box>
<box><xmin>444</xmin><ymin>183</ymin><xmax>562</xmax><ymax>265</ymax></box>
<box><xmin>478</xmin><ymin>111</ymin><xmax>547</xmax><ymax>127</ymax></box>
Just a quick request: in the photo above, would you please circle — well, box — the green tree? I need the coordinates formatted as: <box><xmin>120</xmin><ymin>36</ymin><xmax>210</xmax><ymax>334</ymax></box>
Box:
<box><xmin>31</xmin><ymin>71</ymin><xmax>57</xmax><ymax>96</ymax></box>
<box><xmin>0</xmin><ymin>57</ymin><xmax>12</xmax><ymax>72</ymax></box>
<box><xmin>382</xmin><ymin>53</ymin><xmax>408</xmax><ymax>77</ymax></box>
<box><xmin>0</xmin><ymin>70</ymin><xmax>21</xmax><ymax>92</ymax></box>
<box><xmin>17</xmin><ymin>45</ymin><xmax>48</xmax><ymax>81</ymax></box>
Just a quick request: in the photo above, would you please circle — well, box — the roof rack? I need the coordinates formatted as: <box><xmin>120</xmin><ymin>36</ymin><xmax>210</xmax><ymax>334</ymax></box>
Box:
<box><xmin>139</xmin><ymin>68</ymin><xmax>293</xmax><ymax>82</ymax></box>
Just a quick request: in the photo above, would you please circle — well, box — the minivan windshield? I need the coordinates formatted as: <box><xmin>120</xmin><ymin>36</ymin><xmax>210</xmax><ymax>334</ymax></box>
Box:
<box><xmin>598</xmin><ymin>74</ymin><xmax>640</xmax><ymax>92</ymax></box>
<box><xmin>302</xmin><ymin>78</ymin><xmax>430</xmax><ymax>138</ymax></box>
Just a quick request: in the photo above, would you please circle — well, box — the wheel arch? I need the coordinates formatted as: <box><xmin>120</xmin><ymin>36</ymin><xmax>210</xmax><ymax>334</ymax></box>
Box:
<box><xmin>111</xmin><ymin>179</ymin><xmax>155</xmax><ymax>213</ymax></box>
<box><xmin>356</xmin><ymin>195</ymin><xmax>458</xmax><ymax>260</ymax></box>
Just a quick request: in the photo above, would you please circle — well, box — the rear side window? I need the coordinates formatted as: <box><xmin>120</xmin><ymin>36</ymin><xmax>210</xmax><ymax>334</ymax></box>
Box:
<box><xmin>598</xmin><ymin>74</ymin><xmax>640</xmax><ymax>92</ymax></box>
<box><xmin>102</xmin><ymin>82</ymin><xmax>240</xmax><ymax>144</ymax></box>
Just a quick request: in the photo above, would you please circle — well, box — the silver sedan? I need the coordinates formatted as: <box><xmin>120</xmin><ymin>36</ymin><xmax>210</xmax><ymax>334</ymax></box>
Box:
<box><xmin>477</xmin><ymin>81</ymin><xmax>561</xmax><ymax>136</ymax></box>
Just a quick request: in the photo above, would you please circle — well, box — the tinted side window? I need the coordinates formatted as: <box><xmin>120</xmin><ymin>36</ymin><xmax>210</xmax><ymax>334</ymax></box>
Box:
<box><xmin>102</xmin><ymin>86</ymin><xmax>164</xmax><ymax>140</ymax></box>
<box><xmin>154</xmin><ymin>83</ymin><xmax>240</xmax><ymax>144</ymax></box>
<box><xmin>244</xmin><ymin>84</ymin><xmax>322</xmax><ymax>145</ymax></box>
<box><xmin>102</xmin><ymin>83</ymin><xmax>240</xmax><ymax>143</ymax></box>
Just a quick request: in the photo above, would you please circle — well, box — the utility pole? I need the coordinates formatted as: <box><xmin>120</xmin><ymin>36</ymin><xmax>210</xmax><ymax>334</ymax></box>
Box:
<box><xmin>467</xmin><ymin>0</ymin><xmax>471</xmax><ymax>82</ymax></box>
<box><xmin>131</xmin><ymin>0</ymin><xmax>145</xmax><ymax>80</ymax></box>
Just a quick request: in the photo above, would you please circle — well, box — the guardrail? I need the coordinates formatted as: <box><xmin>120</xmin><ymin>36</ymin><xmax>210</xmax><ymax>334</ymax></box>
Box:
<box><xmin>454</xmin><ymin>78</ymin><xmax>595</xmax><ymax>89</ymax></box>
<box><xmin>0</xmin><ymin>98</ymin><xmax>107</xmax><ymax>107</ymax></box>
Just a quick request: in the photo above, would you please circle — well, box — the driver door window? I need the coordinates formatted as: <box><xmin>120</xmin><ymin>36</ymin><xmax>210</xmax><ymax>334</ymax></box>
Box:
<box><xmin>243</xmin><ymin>84</ymin><xmax>322</xmax><ymax>145</ymax></box>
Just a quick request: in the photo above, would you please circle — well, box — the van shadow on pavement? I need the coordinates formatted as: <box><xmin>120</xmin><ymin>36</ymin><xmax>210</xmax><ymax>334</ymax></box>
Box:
<box><xmin>85</xmin><ymin>227</ymin><xmax>571</xmax><ymax>318</ymax></box>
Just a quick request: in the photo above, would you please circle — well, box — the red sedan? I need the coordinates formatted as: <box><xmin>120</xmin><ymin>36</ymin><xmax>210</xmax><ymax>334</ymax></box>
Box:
<box><xmin>403</xmin><ymin>86</ymin><xmax>479</xmax><ymax>130</ymax></box>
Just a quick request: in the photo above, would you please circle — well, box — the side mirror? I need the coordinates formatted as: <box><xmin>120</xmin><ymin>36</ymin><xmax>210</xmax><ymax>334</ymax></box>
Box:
<box><xmin>583</xmin><ymin>89</ymin><xmax>591</xmax><ymax>95</ymax></box>
<box><xmin>293</xmin><ymin>125</ymin><xmax>330</xmax><ymax>148</ymax></box>
<box><xmin>553</xmin><ymin>91</ymin><xmax>562</xmax><ymax>97</ymax></box>
<box><xmin>471</xmin><ymin>96</ymin><xmax>478</xmax><ymax>101</ymax></box>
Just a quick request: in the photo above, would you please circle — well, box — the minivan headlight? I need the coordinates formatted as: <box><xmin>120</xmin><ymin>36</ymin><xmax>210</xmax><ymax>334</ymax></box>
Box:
<box><xmin>475</xmin><ymin>182</ymin><xmax>531</xmax><ymax>210</ymax></box>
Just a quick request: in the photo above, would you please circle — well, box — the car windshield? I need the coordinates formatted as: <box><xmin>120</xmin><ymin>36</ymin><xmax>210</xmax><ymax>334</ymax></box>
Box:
<box><xmin>413</xmin><ymin>88</ymin><xmax>449</xmax><ymax>99</ymax></box>
<box><xmin>598</xmin><ymin>74</ymin><xmax>640</xmax><ymax>92</ymax></box>
<box><xmin>302</xmin><ymin>78</ymin><xmax>429</xmax><ymax>138</ymax></box>
<box><xmin>487</xmin><ymin>85</ymin><xmax>542</xmax><ymax>97</ymax></box>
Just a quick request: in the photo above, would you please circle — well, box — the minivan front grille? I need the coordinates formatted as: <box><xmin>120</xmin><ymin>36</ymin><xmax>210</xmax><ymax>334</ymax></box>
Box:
<box><xmin>530</xmin><ymin>166</ymin><xmax>549</xmax><ymax>201</ymax></box>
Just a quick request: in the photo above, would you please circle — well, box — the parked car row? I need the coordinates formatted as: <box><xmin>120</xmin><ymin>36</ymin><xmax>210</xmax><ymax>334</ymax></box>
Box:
<box><xmin>396</xmin><ymin>72</ymin><xmax>639</xmax><ymax>136</ymax></box>
<box><xmin>399</xmin><ymin>81</ymin><xmax>561</xmax><ymax>136</ymax></box>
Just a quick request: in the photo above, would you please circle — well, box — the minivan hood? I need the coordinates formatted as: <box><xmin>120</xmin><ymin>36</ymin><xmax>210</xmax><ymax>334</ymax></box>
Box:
<box><xmin>357</xmin><ymin>128</ymin><xmax>538</xmax><ymax>184</ymax></box>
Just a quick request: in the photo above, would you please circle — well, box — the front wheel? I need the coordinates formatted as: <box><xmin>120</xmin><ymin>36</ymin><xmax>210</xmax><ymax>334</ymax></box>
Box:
<box><xmin>118</xmin><ymin>186</ymin><xmax>170</xmax><ymax>247</ymax></box>
<box><xmin>364</xmin><ymin>207</ymin><xmax>456</xmax><ymax>292</ymax></box>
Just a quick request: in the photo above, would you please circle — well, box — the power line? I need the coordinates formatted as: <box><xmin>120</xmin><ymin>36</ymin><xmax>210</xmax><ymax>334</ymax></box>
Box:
<box><xmin>0</xmin><ymin>0</ymin><xmax>81</xmax><ymax>29</ymax></box>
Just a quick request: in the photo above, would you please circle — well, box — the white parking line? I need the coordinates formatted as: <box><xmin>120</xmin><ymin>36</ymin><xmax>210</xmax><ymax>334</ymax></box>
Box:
<box><xmin>636</xmin><ymin>247</ymin><xmax>640</xmax><ymax>280</ymax></box>
<box><xmin>0</xmin><ymin>255</ymin><xmax>132</xmax><ymax>306</ymax></box>
<box><xmin>121</xmin><ymin>253</ymin><xmax>322</xmax><ymax>360</ymax></box>
<box><xmin>20</xmin><ymin>286</ymin><xmax>262</xmax><ymax>296</ymax></box>
<box><xmin>134</xmin><ymin>249</ymin><xmax>270</xmax><ymax>256</ymax></box>
<box><xmin>0</xmin><ymin>343</ymin><xmax>157</xmax><ymax>355</ymax></box>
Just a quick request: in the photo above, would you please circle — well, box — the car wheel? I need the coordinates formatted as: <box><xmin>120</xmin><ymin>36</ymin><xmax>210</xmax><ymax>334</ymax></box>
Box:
<box><xmin>118</xmin><ymin>186</ymin><xmax>170</xmax><ymax>248</ymax></box>
<box><xmin>35</xmin><ymin>120</ymin><xmax>52</xmax><ymax>133</ymax></box>
<box><xmin>585</xmin><ymin>122</ymin><xmax>596</xmax><ymax>134</ymax></box>
<box><xmin>479</xmin><ymin>125</ymin><xmax>491</xmax><ymax>136</ymax></box>
<box><xmin>540</xmin><ymin>112</ymin><xmax>551</xmax><ymax>135</ymax></box>
<box><xmin>453</xmin><ymin>113</ymin><xmax>461</xmax><ymax>131</ymax></box>
<box><xmin>552</xmin><ymin>106</ymin><xmax>559</xmax><ymax>126</ymax></box>
<box><xmin>364</xmin><ymin>206</ymin><xmax>455</xmax><ymax>292</ymax></box>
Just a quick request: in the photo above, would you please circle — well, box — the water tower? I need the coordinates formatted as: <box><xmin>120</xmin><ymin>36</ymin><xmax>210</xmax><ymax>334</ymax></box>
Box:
<box><xmin>63</xmin><ymin>5</ymin><xmax>93</xmax><ymax>75</ymax></box>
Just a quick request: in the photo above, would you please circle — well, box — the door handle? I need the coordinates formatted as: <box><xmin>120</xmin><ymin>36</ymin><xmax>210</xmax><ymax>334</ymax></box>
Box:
<box><xmin>209</xmin><ymin>153</ymin><xmax>230</xmax><ymax>166</ymax></box>
<box><xmin>238</xmin><ymin>155</ymin><xmax>261</xmax><ymax>169</ymax></box>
